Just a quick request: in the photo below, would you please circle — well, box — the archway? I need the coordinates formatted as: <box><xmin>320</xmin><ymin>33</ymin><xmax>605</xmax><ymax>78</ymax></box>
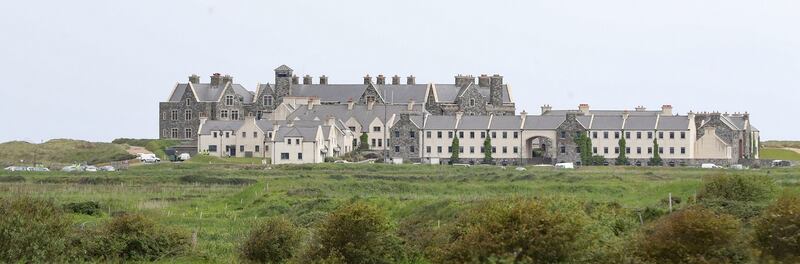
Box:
<box><xmin>524</xmin><ymin>136</ymin><xmax>553</xmax><ymax>164</ymax></box>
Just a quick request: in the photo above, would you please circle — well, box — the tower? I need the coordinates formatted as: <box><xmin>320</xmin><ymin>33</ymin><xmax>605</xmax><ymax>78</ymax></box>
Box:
<box><xmin>274</xmin><ymin>65</ymin><xmax>293</xmax><ymax>98</ymax></box>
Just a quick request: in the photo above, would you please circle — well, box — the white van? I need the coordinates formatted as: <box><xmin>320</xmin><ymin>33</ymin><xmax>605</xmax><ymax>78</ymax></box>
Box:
<box><xmin>555</xmin><ymin>163</ymin><xmax>575</xmax><ymax>169</ymax></box>
<box><xmin>701</xmin><ymin>163</ymin><xmax>721</xmax><ymax>169</ymax></box>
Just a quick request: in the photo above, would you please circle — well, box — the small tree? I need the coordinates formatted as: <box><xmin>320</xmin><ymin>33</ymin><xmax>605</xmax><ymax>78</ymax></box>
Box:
<box><xmin>482</xmin><ymin>136</ymin><xmax>493</xmax><ymax>164</ymax></box>
<box><xmin>754</xmin><ymin>194</ymin><xmax>800</xmax><ymax>261</ymax></box>
<box><xmin>450</xmin><ymin>136</ymin><xmax>460</xmax><ymax>164</ymax></box>
<box><xmin>615</xmin><ymin>131</ymin><xmax>628</xmax><ymax>165</ymax></box>
<box><xmin>649</xmin><ymin>137</ymin><xmax>662</xmax><ymax>166</ymax></box>
<box><xmin>358</xmin><ymin>132</ymin><xmax>369</xmax><ymax>151</ymax></box>
<box><xmin>240</xmin><ymin>217</ymin><xmax>302</xmax><ymax>263</ymax></box>
<box><xmin>574</xmin><ymin>131</ymin><xmax>593</xmax><ymax>165</ymax></box>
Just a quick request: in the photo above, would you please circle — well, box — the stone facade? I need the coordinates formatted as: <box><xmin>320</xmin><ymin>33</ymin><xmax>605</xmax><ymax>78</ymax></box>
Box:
<box><xmin>388</xmin><ymin>113</ymin><xmax>421</xmax><ymax>162</ymax></box>
<box><xmin>554</xmin><ymin>113</ymin><xmax>585</xmax><ymax>163</ymax></box>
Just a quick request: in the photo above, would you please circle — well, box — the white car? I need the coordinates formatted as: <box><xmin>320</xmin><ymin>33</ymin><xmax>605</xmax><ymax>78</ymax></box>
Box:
<box><xmin>555</xmin><ymin>163</ymin><xmax>575</xmax><ymax>169</ymax></box>
<box><xmin>701</xmin><ymin>163</ymin><xmax>722</xmax><ymax>169</ymax></box>
<box><xmin>99</xmin><ymin>166</ymin><xmax>116</xmax><ymax>172</ymax></box>
<box><xmin>142</xmin><ymin>156</ymin><xmax>161</xmax><ymax>163</ymax></box>
<box><xmin>85</xmin><ymin>166</ymin><xmax>98</xmax><ymax>172</ymax></box>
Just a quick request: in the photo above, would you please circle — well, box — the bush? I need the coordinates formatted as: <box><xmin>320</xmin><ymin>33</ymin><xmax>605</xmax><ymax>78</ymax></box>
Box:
<box><xmin>301</xmin><ymin>202</ymin><xmax>405</xmax><ymax>263</ymax></box>
<box><xmin>634</xmin><ymin>207</ymin><xmax>747</xmax><ymax>263</ymax></box>
<box><xmin>0</xmin><ymin>175</ymin><xmax>25</xmax><ymax>183</ymax></box>
<box><xmin>240</xmin><ymin>218</ymin><xmax>302</xmax><ymax>263</ymax></box>
<box><xmin>0</xmin><ymin>197</ymin><xmax>75</xmax><ymax>263</ymax></box>
<box><xmin>79</xmin><ymin>213</ymin><xmax>190</xmax><ymax>261</ymax></box>
<box><xmin>753</xmin><ymin>194</ymin><xmax>800</xmax><ymax>261</ymax></box>
<box><xmin>437</xmin><ymin>198</ymin><xmax>592</xmax><ymax>263</ymax></box>
<box><xmin>698</xmin><ymin>174</ymin><xmax>776</xmax><ymax>202</ymax></box>
<box><xmin>64</xmin><ymin>201</ymin><xmax>102</xmax><ymax>216</ymax></box>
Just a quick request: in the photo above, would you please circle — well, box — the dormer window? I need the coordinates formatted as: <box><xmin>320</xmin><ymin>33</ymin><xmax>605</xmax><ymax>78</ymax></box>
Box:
<box><xmin>263</xmin><ymin>95</ymin><xmax>273</xmax><ymax>106</ymax></box>
<box><xmin>225</xmin><ymin>95</ymin><xmax>234</xmax><ymax>106</ymax></box>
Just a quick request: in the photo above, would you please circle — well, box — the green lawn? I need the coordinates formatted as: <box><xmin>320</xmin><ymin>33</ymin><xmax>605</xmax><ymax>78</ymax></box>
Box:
<box><xmin>1</xmin><ymin>163</ymin><xmax>798</xmax><ymax>262</ymax></box>
<box><xmin>761</xmin><ymin>148</ymin><xmax>800</xmax><ymax>161</ymax></box>
<box><xmin>0</xmin><ymin>139</ymin><xmax>134</xmax><ymax>167</ymax></box>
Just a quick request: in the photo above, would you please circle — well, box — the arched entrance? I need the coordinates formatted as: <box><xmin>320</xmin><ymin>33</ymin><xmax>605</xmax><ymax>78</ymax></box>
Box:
<box><xmin>524</xmin><ymin>136</ymin><xmax>553</xmax><ymax>164</ymax></box>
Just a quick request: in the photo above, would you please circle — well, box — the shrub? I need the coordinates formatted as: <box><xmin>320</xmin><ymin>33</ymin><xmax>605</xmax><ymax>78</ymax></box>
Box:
<box><xmin>301</xmin><ymin>202</ymin><xmax>405</xmax><ymax>263</ymax></box>
<box><xmin>79</xmin><ymin>213</ymin><xmax>190</xmax><ymax>261</ymax></box>
<box><xmin>64</xmin><ymin>201</ymin><xmax>102</xmax><ymax>216</ymax></box>
<box><xmin>437</xmin><ymin>198</ymin><xmax>592</xmax><ymax>263</ymax></box>
<box><xmin>0</xmin><ymin>175</ymin><xmax>25</xmax><ymax>183</ymax></box>
<box><xmin>240</xmin><ymin>217</ymin><xmax>302</xmax><ymax>263</ymax></box>
<box><xmin>753</xmin><ymin>194</ymin><xmax>800</xmax><ymax>261</ymax></box>
<box><xmin>0</xmin><ymin>197</ymin><xmax>75</xmax><ymax>263</ymax></box>
<box><xmin>634</xmin><ymin>207</ymin><xmax>746</xmax><ymax>263</ymax></box>
<box><xmin>698</xmin><ymin>174</ymin><xmax>776</xmax><ymax>202</ymax></box>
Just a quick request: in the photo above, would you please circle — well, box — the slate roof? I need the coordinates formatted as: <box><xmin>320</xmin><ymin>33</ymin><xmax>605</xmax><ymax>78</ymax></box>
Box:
<box><xmin>432</xmin><ymin>84</ymin><xmax>513</xmax><ymax>104</ymax></box>
<box><xmin>523</xmin><ymin>116</ymin><xmax>565</xmax><ymax>130</ymax></box>
<box><xmin>489</xmin><ymin>115</ymin><xmax>523</xmax><ymax>130</ymax></box>
<box><xmin>199</xmin><ymin>120</ymin><xmax>244</xmax><ymax>134</ymax></box>
<box><xmin>423</xmin><ymin>115</ymin><xmax>458</xmax><ymax>129</ymax></box>
<box><xmin>656</xmin><ymin>116</ymin><xmax>690</xmax><ymax>130</ymax></box>
<box><xmin>289</xmin><ymin>84</ymin><xmax>367</xmax><ymax>103</ymax></box>
<box><xmin>543</xmin><ymin>110</ymin><xmax>661</xmax><ymax>116</ymax></box>
<box><xmin>456</xmin><ymin>115</ymin><xmax>491</xmax><ymax>130</ymax></box>
<box><xmin>624</xmin><ymin>116</ymin><xmax>658</xmax><ymax>130</ymax></box>
<box><xmin>376</xmin><ymin>84</ymin><xmax>428</xmax><ymax>103</ymax></box>
<box><xmin>590</xmin><ymin>116</ymin><xmax>625</xmax><ymax>130</ymax></box>
<box><xmin>286</xmin><ymin>104</ymin><xmax>425</xmax><ymax>133</ymax></box>
<box><xmin>275</xmin><ymin>126</ymin><xmax>319</xmax><ymax>141</ymax></box>
<box><xmin>168</xmin><ymin>83</ymin><xmax>254</xmax><ymax>103</ymax></box>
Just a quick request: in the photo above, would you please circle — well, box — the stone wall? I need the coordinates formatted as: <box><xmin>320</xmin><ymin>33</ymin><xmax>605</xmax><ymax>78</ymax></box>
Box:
<box><xmin>388</xmin><ymin>113</ymin><xmax>421</xmax><ymax>161</ymax></box>
<box><xmin>554</xmin><ymin>113</ymin><xmax>584</xmax><ymax>163</ymax></box>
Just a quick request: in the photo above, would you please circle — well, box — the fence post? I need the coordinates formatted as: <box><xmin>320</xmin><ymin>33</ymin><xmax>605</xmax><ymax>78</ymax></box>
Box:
<box><xmin>191</xmin><ymin>230</ymin><xmax>198</xmax><ymax>250</ymax></box>
<box><xmin>668</xmin><ymin>193</ymin><xmax>673</xmax><ymax>212</ymax></box>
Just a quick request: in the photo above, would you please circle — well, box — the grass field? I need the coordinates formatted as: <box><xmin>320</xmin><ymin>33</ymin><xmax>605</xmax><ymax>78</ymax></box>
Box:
<box><xmin>761</xmin><ymin>148</ymin><xmax>800</xmax><ymax>161</ymax></box>
<box><xmin>0</xmin><ymin>139</ymin><xmax>134</xmax><ymax>167</ymax></box>
<box><xmin>762</xmin><ymin>140</ymin><xmax>800</xmax><ymax>149</ymax></box>
<box><xmin>1</xmin><ymin>162</ymin><xmax>799</xmax><ymax>263</ymax></box>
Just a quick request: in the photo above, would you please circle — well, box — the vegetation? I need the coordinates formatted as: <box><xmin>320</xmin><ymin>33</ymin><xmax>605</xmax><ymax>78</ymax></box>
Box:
<box><xmin>449</xmin><ymin>137</ymin><xmax>460</xmax><ymax>164</ymax></box>
<box><xmin>0</xmin><ymin>139</ymin><xmax>134</xmax><ymax>167</ymax></box>
<box><xmin>483</xmin><ymin>137</ymin><xmax>492</xmax><ymax>164</ymax></box>
<box><xmin>753</xmin><ymin>194</ymin><xmax>800</xmax><ymax>262</ymax></box>
<box><xmin>144</xmin><ymin>139</ymin><xmax>180</xmax><ymax>159</ymax></box>
<box><xmin>616</xmin><ymin>132</ymin><xmax>628</xmax><ymax>165</ymax></box>
<box><xmin>0</xmin><ymin>197</ymin><xmax>75</xmax><ymax>263</ymax></box>
<box><xmin>760</xmin><ymin>148</ymin><xmax>800</xmax><ymax>161</ymax></box>
<box><xmin>78</xmin><ymin>213</ymin><xmax>191</xmax><ymax>261</ymax></box>
<box><xmin>762</xmin><ymin>140</ymin><xmax>800</xmax><ymax>149</ymax></box>
<box><xmin>650</xmin><ymin>138</ymin><xmax>663</xmax><ymax>166</ymax></box>
<box><xmin>575</xmin><ymin>131</ymin><xmax>593</xmax><ymax>165</ymax></box>
<box><xmin>240</xmin><ymin>217</ymin><xmax>302</xmax><ymax>263</ymax></box>
<box><xmin>697</xmin><ymin>174</ymin><xmax>777</xmax><ymax>220</ymax></box>
<box><xmin>359</xmin><ymin>133</ymin><xmax>370</xmax><ymax>151</ymax></box>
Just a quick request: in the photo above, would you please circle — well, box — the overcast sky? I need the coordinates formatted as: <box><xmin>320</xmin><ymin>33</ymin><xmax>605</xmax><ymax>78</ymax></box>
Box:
<box><xmin>1</xmin><ymin>0</ymin><xmax>798</xmax><ymax>142</ymax></box>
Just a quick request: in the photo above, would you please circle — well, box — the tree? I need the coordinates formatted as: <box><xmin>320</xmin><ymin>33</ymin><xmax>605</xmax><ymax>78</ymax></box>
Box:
<box><xmin>449</xmin><ymin>136</ymin><xmax>460</xmax><ymax>164</ymax></box>
<box><xmin>753</xmin><ymin>194</ymin><xmax>800</xmax><ymax>261</ymax></box>
<box><xmin>483</xmin><ymin>137</ymin><xmax>493</xmax><ymax>164</ymax></box>
<box><xmin>615</xmin><ymin>131</ymin><xmax>628</xmax><ymax>165</ymax></box>
<box><xmin>240</xmin><ymin>217</ymin><xmax>302</xmax><ymax>263</ymax></box>
<box><xmin>649</xmin><ymin>136</ymin><xmax>662</xmax><ymax>166</ymax></box>
<box><xmin>634</xmin><ymin>207</ymin><xmax>746</xmax><ymax>263</ymax></box>
<box><xmin>574</xmin><ymin>131</ymin><xmax>593</xmax><ymax>165</ymax></box>
<box><xmin>358</xmin><ymin>132</ymin><xmax>369</xmax><ymax>151</ymax></box>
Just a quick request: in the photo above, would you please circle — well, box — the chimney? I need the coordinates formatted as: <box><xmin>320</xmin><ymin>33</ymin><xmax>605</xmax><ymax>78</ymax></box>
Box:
<box><xmin>743</xmin><ymin>111</ymin><xmax>749</xmax><ymax>121</ymax></box>
<box><xmin>319</xmin><ymin>75</ymin><xmax>328</xmax><ymax>85</ymax></box>
<box><xmin>541</xmin><ymin>104</ymin><xmax>552</xmax><ymax>114</ymax></box>
<box><xmin>635</xmin><ymin>105</ymin><xmax>646</xmax><ymax>112</ymax></box>
<box><xmin>478</xmin><ymin>74</ymin><xmax>490</xmax><ymax>87</ymax></box>
<box><xmin>406</xmin><ymin>75</ymin><xmax>416</xmax><ymax>85</ymax></box>
<box><xmin>347</xmin><ymin>98</ymin><xmax>354</xmax><ymax>110</ymax></box>
<box><xmin>363</xmin><ymin>74</ymin><xmax>372</xmax><ymax>85</ymax></box>
<box><xmin>367</xmin><ymin>101</ymin><xmax>375</xmax><ymax>110</ymax></box>
<box><xmin>578</xmin><ymin>103</ymin><xmax>590</xmax><ymax>114</ymax></box>
<box><xmin>210</xmin><ymin>73</ymin><xmax>222</xmax><ymax>86</ymax></box>
<box><xmin>392</xmin><ymin>75</ymin><xmax>400</xmax><ymax>85</ymax></box>
<box><xmin>302</xmin><ymin>75</ymin><xmax>312</xmax><ymax>85</ymax></box>
<box><xmin>307</xmin><ymin>98</ymin><xmax>314</xmax><ymax>110</ymax></box>
<box><xmin>189</xmin><ymin>74</ymin><xmax>200</xmax><ymax>84</ymax></box>
<box><xmin>376</xmin><ymin>74</ymin><xmax>386</xmax><ymax>85</ymax></box>
<box><xmin>455</xmin><ymin>74</ymin><xmax>475</xmax><ymax>88</ymax></box>
<box><xmin>622</xmin><ymin>110</ymin><xmax>630</xmax><ymax>120</ymax></box>
<box><xmin>455</xmin><ymin>111</ymin><xmax>464</xmax><ymax>120</ymax></box>
<box><xmin>291</xmin><ymin>75</ymin><xmax>299</xmax><ymax>85</ymax></box>
<box><xmin>325</xmin><ymin>115</ymin><xmax>335</xmax><ymax>126</ymax></box>
<box><xmin>489</xmin><ymin>74</ymin><xmax>503</xmax><ymax>106</ymax></box>
<box><xmin>661</xmin><ymin>105</ymin><xmax>673</xmax><ymax>116</ymax></box>
<box><xmin>407</xmin><ymin>99</ymin><xmax>415</xmax><ymax>111</ymax></box>
<box><xmin>222</xmin><ymin>74</ymin><xmax>233</xmax><ymax>85</ymax></box>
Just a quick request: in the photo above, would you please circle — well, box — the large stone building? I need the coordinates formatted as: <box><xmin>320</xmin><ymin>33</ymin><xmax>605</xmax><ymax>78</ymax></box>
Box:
<box><xmin>163</xmin><ymin>65</ymin><xmax>760</xmax><ymax>166</ymax></box>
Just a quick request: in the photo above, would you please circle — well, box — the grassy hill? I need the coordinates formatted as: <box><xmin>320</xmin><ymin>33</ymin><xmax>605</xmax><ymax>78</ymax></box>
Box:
<box><xmin>0</xmin><ymin>139</ymin><xmax>135</xmax><ymax>167</ymax></box>
<box><xmin>761</xmin><ymin>148</ymin><xmax>800</xmax><ymax>161</ymax></box>
<box><xmin>762</xmin><ymin>140</ymin><xmax>800</xmax><ymax>149</ymax></box>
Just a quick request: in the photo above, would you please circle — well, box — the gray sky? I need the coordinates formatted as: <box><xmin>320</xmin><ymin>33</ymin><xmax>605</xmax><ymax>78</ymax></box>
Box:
<box><xmin>1</xmin><ymin>0</ymin><xmax>798</xmax><ymax>142</ymax></box>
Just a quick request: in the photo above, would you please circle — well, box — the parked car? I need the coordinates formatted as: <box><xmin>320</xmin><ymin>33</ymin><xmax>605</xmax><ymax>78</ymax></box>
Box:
<box><xmin>4</xmin><ymin>166</ymin><xmax>28</xmax><ymax>172</ymax></box>
<box><xmin>555</xmin><ymin>163</ymin><xmax>575</xmax><ymax>169</ymax></box>
<box><xmin>99</xmin><ymin>166</ymin><xmax>116</xmax><ymax>172</ymax></box>
<box><xmin>178</xmin><ymin>153</ymin><xmax>191</xmax><ymax>161</ymax></box>
<box><xmin>701</xmin><ymin>163</ymin><xmax>722</xmax><ymax>169</ymax></box>
<box><xmin>140</xmin><ymin>154</ymin><xmax>161</xmax><ymax>163</ymax></box>
<box><xmin>85</xmin><ymin>166</ymin><xmax>98</xmax><ymax>172</ymax></box>
<box><xmin>772</xmin><ymin>160</ymin><xmax>792</xmax><ymax>167</ymax></box>
<box><xmin>29</xmin><ymin>167</ymin><xmax>50</xmax><ymax>172</ymax></box>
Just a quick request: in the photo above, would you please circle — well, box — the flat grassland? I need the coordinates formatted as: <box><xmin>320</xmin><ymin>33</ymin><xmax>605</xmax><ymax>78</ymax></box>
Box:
<box><xmin>1</xmin><ymin>160</ymin><xmax>798</xmax><ymax>263</ymax></box>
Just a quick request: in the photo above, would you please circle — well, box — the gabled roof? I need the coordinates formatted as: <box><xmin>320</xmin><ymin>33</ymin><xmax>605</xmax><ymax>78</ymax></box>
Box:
<box><xmin>199</xmin><ymin>120</ymin><xmax>245</xmax><ymax>134</ymax></box>
<box><xmin>431</xmin><ymin>84</ymin><xmax>514</xmax><ymax>104</ymax></box>
<box><xmin>423</xmin><ymin>115</ymin><xmax>458</xmax><ymax>129</ymax></box>
<box><xmin>289</xmin><ymin>84</ymin><xmax>367</xmax><ymax>103</ymax></box>
<box><xmin>590</xmin><ymin>116</ymin><xmax>624</xmax><ymax>130</ymax></box>
<box><xmin>168</xmin><ymin>82</ymin><xmax>253</xmax><ymax>103</ymax></box>
<box><xmin>285</xmin><ymin>104</ymin><xmax>425</xmax><ymax>133</ymax></box>
<box><xmin>456</xmin><ymin>115</ymin><xmax>491</xmax><ymax>130</ymax></box>
<box><xmin>523</xmin><ymin>116</ymin><xmax>565</xmax><ymax>130</ymax></box>
<box><xmin>624</xmin><ymin>116</ymin><xmax>658</xmax><ymax>130</ymax></box>
<box><xmin>275</xmin><ymin>126</ymin><xmax>319</xmax><ymax>141</ymax></box>
<box><xmin>657</xmin><ymin>116</ymin><xmax>690</xmax><ymax>130</ymax></box>
<box><xmin>490</xmin><ymin>115</ymin><xmax>523</xmax><ymax>130</ymax></box>
<box><xmin>376</xmin><ymin>84</ymin><xmax>428</xmax><ymax>104</ymax></box>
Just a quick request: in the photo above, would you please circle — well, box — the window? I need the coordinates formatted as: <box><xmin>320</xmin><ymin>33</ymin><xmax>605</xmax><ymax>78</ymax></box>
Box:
<box><xmin>560</xmin><ymin>146</ymin><xmax>566</xmax><ymax>154</ymax></box>
<box><xmin>648</xmin><ymin>132</ymin><xmax>653</xmax><ymax>139</ymax></box>
<box><xmin>171</xmin><ymin>128</ymin><xmax>178</xmax><ymax>138</ymax></box>
<box><xmin>680</xmin><ymin>132</ymin><xmax>686</xmax><ymax>139</ymax></box>
<box><xmin>448</xmin><ymin>146</ymin><xmax>452</xmax><ymax>153</ymax></box>
<box><xmin>576</xmin><ymin>147</ymin><xmax>581</xmax><ymax>153</ymax></box>
<box><xmin>593</xmin><ymin>147</ymin><xmax>597</xmax><ymax>154</ymax></box>
<box><xmin>287</xmin><ymin>139</ymin><xmax>292</xmax><ymax>145</ymax></box>
<box><xmin>410</xmin><ymin>131</ymin><xmax>416</xmax><ymax>138</ymax></box>
<box><xmin>576</xmin><ymin>131</ymin><xmax>582</xmax><ymax>138</ymax></box>
<box><xmin>513</xmin><ymin>132</ymin><xmax>518</xmax><ymax>139</ymax></box>
<box><xmin>366</xmin><ymin>95</ymin><xmax>375</xmax><ymax>103</ymax></box>
<box><xmin>637</xmin><ymin>147</ymin><xmax>642</xmax><ymax>154</ymax></box>
<box><xmin>253</xmin><ymin>132</ymin><xmax>258</xmax><ymax>138</ymax></box>
<box><xmin>377</xmin><ymin>139</ymin><xmax>382</xmax><ymax>147</ymax></box>
<box><xmin>373</xmin><ymin>126</ymin><xmax>381</xmax><ymax>132</ymax></box>
<box><xmin>648</xmin><ymin>147</ymin><xmax>653</xmax><ymax>154</ymax></box>
<box><xmin>213</xmin><ymin>132</ymin><xmax>218</xmax><ymax>138</ymax></box>
<box><xmin>426</xmin><ymin>146</ymin><xmax>431</xmax><ymax>153</ymax></box>
<box><xmin>410</xmin><ymin>146</ymin><xmax>415</xmax><ymax>153</ymax></box>
<box><xmin>394</xmin><ymin>146</ymin><xmax>400</xmax><ymax>152</ymax></box>
<box><xmin>171</xmin><ymin>110</ymin><xmax>178</xmax><ymax>120</ymax></box>
<box><xmin>459</xmin><ymin>131</ymin><xmax>464</xmax><ymax>138</ymax></box>
<box><xmin>255</xmin><ymin>145</ymin><xmax>260</xmax><ymax>152</ymax></box>
<box><xmin>296</xmin><ymin>139</ymin><xmax>300</xmax><ymax>145</ymax></box>
<box><xmin>256</xmin><ymin>111</ymin><xmax>263</xmax><ymax>119</ymax></box>
<box><xmin>669</xmin><ymin>147</ymin><xmax>675</xmax><ymax>154</ymax></box>
<box><xmin>240</xmin><ymin>145</ymin><xmax>245</xmax><ymax>152</ymax></box>
<box><xmin>298</xmin><ymin>153</ymin><xmax>303</xmax><ymax>160</ymax></box>
<box><xmin>184</xmin><ymin>128</ymin><xmax>192</xmax><ymax>139</ymax></box>
<box><xmin>502</xmin><ymin>132</ymin><xmax>508</xmax><ymax>139</ymax></box>
<box><xmin>437</xmin><ymin>131</ymin><xmax>442</xmax><ymax>138</ymax></box>
<box><xmin>186</xmin><ymin>98</ymin><xmax>191</xmax><ymax>106</ymax></box>
<box><xmin>502</xmin><ymin>146</ymin><xmax>507</xmax><ymax>153</ymax></box>
<box><xmin>349</xmin><ymin>126</ymin><xmax>357</xmax><ymax>132</ymax></box>
<box><xmin>560</xmin><ymin>131</ymin><xmax>566</xmax><ymax>139</ymax></box>
<box><xmin>161</xmin><ymin>112</ymin><xmax>166</xmax><ymax>120</ymax></box>
<box><xmin>615</xmin><ymin>147</ymin><xmax>620</xmax><ymax>154</ymax></box>
<box><xmin>263</xmin><ymin>95</ymin><xmax>273</xmax><ymax>106</ymax></box>
<box><xmin>459</xmin><ymin>146</ymin><xmax>464</xmax><ymax>153</ymax></box>
<box><xmin>470</xmin><ymin>146</ymin><xmax>475</xmax><ymax>153</ymax></box>
<box><xmin>208</xmin><ymin>145</ymin><xmax>217</xmax><ymax>152</ymax></box>
<box><xmin>625</xmin><ymin>132</ymin><xmax>630</xmax><ymax>139</ymax></box>
<box><xmin>513</xmin><ymin>146</ymin><xmax>518</xmax><ymax>153</ymax></box>
<box><xmin>614</xmin><ymin>132</ymin><xmax>620</xmax><ymax>139</ymax></box>
<box><xmin>492</xmin><ymin>147</ymin><xmax>497</xmax><ymax>153</ymax></box>
<box><xmin>636</xmin><ymin>132</ymin><xmax>642</xmax><ymax>139</ymax></box>
<box><xmin>437</xmin><ymin>146</ymin><xmax>442</xmax><ymax>153</ymax></box>
<box><xmin>680</xmin><ymin>147</ymin><xmax>686</xmax><ymax>154</ymax></box>
<box><xmin>394</xmin><ymin>130</ymin><xmax>400</xmax><ymax>138</ymax></box>
<box><xmin>280</xmin><ymin>153</ymin><xmax>289</xmax><ymax>160</ymax></box>
<box><xmin>480</xmin><ymin>147</ymin><xmax>484</xmax><ymax>153</ymax></box>
<box><xmin>481</xmin><ymin>132</ymin><xmax>486</xmax><ymax>138</ymax></box>
<box><xmin>225</xmin><ymin>132</ymin><xmax>230</xmax><ymax>138</ymax></box>
<box><xmin>470</xmin><ymin>132</ymin><xmax>475</xmax><ymax>138</ymax></box>
<box><xmin>592</xmin><ymin>132</ymin><xmax>598</xmax><ymax>138</ymax></box>
<box><xmin>426</xmin><ymin>131</ymin><xmax>431</xmax><ymax>138</ymax></box>
<box><xmin>220</xmin><ymin>110</ymin><xmax>228</xmax><ymax>119</ymax></box>
<box><xmin>492</xmin><ymin>132</ymin><xmax>497</xmax><ymax>139</ymax></box>
<box><xmin>371</xmin><ymin>139</ymin><xmax>376</xmax><ymax>147</ymax></box>
<box><xmin>241</xmin><ymin>132</ymin><xmax>246</xmax><ymax>138</ymax></box>
<box><xmin>603</xmin><ymin>132</ymin><xmax>609</xmax><ymax>139</ymax></box>
<box><xmin>448</xmin><ymin>131</ymin><xmax>453</xmax><ymax>138</ymax></box>
<box><xmin>626</xmin><ymin>147</ymin><xmax>630</xmax><ymax>154</ymax></box>
<box><xmin>231</xmin><ymin>110</ymin><xmax>239</xmax><ymax>120</ymax></box>
<box><xmin>658</xmin><ymin>132</ymin><xmax>664</xmax><ymax>139</ymax></box>
<box><xmin>604</xmin><ymin>147</ymin><xmax>609</xmax><ymax>154</ymax></box>
<box><xmin>225</xmin><ymin>95</ymin><xmax>234</xmax><ymax>106</ymax></box>
<box><xmin>669</xmin><ymin>132</ymin><xmax>675</xmax><ymax>139</ymax></box>
<box><xmin>659</xmin><ymin>147</ymin><xmax>664</xmax><ymax>154</ymax></box>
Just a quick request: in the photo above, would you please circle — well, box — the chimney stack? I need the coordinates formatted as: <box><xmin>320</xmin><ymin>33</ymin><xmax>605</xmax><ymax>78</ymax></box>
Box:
<box><xmin>222</xmin><ymin>74</ymin><xmax>233</xmax><ymax>85</ymax></box>
<box><xmin>661</xmin><ymin>105</ymin><xmax>673</xmax><ymax>116</ymax></box>
<box><xmin>363</xmin><ymin>75</ymin><xmax>372</xmax><ymax>85</ymax></box>
<box><xmin>307</xmin><ymin>98</ymin><xmax>314</xmax><ymax>110</ymax></box>
<box><xmin>635</xmin><ymin>105</ymin><xmax>646</xmax><ymax>112</ymax></box>
<box><xmin>455</xmin><ymin>74</ymin><xmax>475</xmax><ymax>88</ymax></box>
<box><xmin>291</xmin><ymin>75</ymin><xmax>299</xmax><ymax>85</ymax></box>
<box><xmin>478</xmin><ymin>74</ymin><xmax>490</xmax><ymax>87</ymax></box>
<box><xmin>541</xmin><ymin>104</ymin><xmax>552</xmax><ymax>114</ymax></box>
<box><xmin>406</xmin><ymin>75</ymin><xmax>415</xmax><ymax>85</ymax></box>
<box><xmin>392</xmin><ymin>75</ymin><xmax>400</xmax><ymax>85</ymax></box>
<box><xmin>407</xmin><ymin>99</ymin><xmax>415</xmax><ymax>111</ymax></box>
<box><xmin>347</xmin><ymin>98</ymin><xmax>354</xmax><ymax>110</ymax></box>
<box><xmin>367</xmin><ymin>101</ymin><xmax>375</xmax><ymax>110</ymax></box>
<box><xmin>189</xmin><ymin>74</ymin><xmax>200</xmax><ymax>84</ymax></box>
<box><xmin>210</xmin><ymin>73</ymin><xmax>222</xmax><ymax>86</ymax></box>
<box><xmin>319</xmin><ymin>75</ymin><xmax>328</xmax><ymax>85</ymax></box>
<box><xmin>303</xmin><ymin>75</ymin><xmax>312</xmax><ymax>85</ymax></box>
<box><xmin>578</xmin><ymin>103</ymin><xmax>590</xmax><ymax>114</ymax></box>
<box><xmin>376</xmin><ymin>74</ymin><xmax>386</xmax><ymax>85</ymax></box>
